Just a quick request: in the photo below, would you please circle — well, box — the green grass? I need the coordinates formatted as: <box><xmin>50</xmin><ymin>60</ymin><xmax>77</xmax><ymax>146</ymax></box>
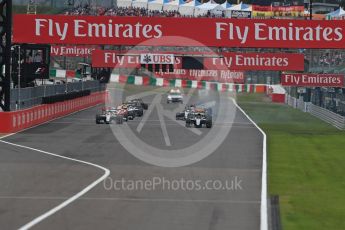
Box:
<box><xmin>237</xmin><ymin>93</ymin><xmax>345</xmax><ymax>230</ymax></box>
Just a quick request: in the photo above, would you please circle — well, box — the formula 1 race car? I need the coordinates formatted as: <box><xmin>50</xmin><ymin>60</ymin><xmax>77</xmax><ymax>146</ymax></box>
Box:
<box><xmin>176</xmin><ymin>105</ymin><xmax>213</xmax><ymax>121</ymax></box>
<box><xmin>128</xmin><ymin>98</ymin><xmax>148</xmax><ymax>110</ymax></box>
<box><xmin>185</xmin><ymin>110</ymin><xmax>212</xmax><ymax>128</ymax></box>
<box><xmin>96</xmin><ymin>107</ymin><xmax>124</xmax><ymax>124</ymax></box>
<box><xmin>124</xmin><ymin>100</ymin><xmax>144</xmax><ymax>117</ymax></box>
<box><xmin>117</xmin><ymin>104</ymin><xmax>132</xmax><ymax>120</ymax></box>
<box><xmin>176</xmin><ymin>105</ymin><xmax>195</xmax><ymax>120</ymax></box>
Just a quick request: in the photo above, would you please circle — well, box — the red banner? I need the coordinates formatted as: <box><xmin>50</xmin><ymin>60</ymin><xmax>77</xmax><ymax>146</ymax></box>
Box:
<box><xmin>50</xmin><ymin>45</ymin><xmax>98</xmax><ymax>57</ymax></box>
<box><xmin>252</xmin><ymin>5</ymin><xmax>304</xmax><ymax>12</ymax></box>
<box><xmin>92</xmin><ymin>50</ymin><xmax>183</xmax><ymax>68</ymax></box>
<box><xmin>13</xmin><ymin>14</ymin><xmax>345</xmax><ymax>49</ymax></box>
<box><xmin>207</xmin><ymin>52</ymin><xmax>304</xmax><ymax>71</ymax></box>
<box><xmin>93</xmin><ymin>50</ymin><xmax>140</xmax><ymax>68</ymax></box>
<box><xmin>252</xmin><ymin>5</ymin><xmax>272</xmax><ymax>12</ymax></box>
<box><xmin>93</xmin><ymin>50</ymin><xmax>304</xmax><ymax>71</ymax></box>
<box><xmin>281</xmin><ymin>73</ymin><xmax>344</xmax><ymax>87</ymax></box>
<box><xmin>154</xmin><ymin>69</ymin><xmax>245</xmax><ymax>83</ymax></box>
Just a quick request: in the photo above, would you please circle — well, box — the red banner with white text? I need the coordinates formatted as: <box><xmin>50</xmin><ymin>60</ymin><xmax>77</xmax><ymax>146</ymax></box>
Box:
<box><xmin>50</xmin><ymin>45</ymin><xmax>98</xmax><ymax>57</ymax></box>
<box><xmin>154</xmin><ymin>69</ymin><xmax>245</xmax><ymax>83</ymax></box>
<box><xmin>92</xmin><ymin>50</ymin><xmax>304</xmax><ymax>71</ymax></box>
<box><xmin>208</xmin><ymin>52</ymin><xmax>304</xmax><ymax>71</ymax></box>
<box><xmin>13</xmin><ymin>14</ymin><xmax>345</xmax><ymax>48</ymax></box>
<box><xmin>281</xmin><ymin>73</ymin><xmax>344</xmax><ymax>87</ymax></box>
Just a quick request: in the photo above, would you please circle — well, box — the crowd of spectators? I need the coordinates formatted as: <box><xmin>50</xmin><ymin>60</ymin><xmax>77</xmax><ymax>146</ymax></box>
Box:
<box><xmin>105</xmin><ymin>7</ymin><xmax>181</xmax><ymax>17</ymax></box>
<box><xmin>306</xmin><ymin>50</ymin><xmax>345</xmax><ymax>68</ymax></box>
<box><xmin>64</xmin><ymin>4</ymin><xmax>345</xmax><ymax>71</ymax></box>
<box><xmin>65</xmin><ymin>4</ymin><xmax>224</xmax><ymax>18</ymax></box>
<box><xmin>65</xmin><ymin>4</ymin><xmax>106</xmax><ymax>16</ymax></box>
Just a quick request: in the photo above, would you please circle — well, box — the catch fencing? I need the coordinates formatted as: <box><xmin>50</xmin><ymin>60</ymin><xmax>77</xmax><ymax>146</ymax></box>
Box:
<box><xmin>285</xmin><ymin>94</ymin><xmax>345</xmax><ymax>130</ymax></box>
<box><xmin>308</xmin><ymin>103</ymin><xmax>345</xmax><ymax>130</ymax></box>
<box><xmin>10</xmin><ymin>81</ymin><xmax>105</xmax><ymax>110</ymax></box>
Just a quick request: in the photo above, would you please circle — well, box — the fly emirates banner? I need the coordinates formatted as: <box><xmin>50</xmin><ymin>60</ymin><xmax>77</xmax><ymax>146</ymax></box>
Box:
<box><xmin>13</xmin><ymin>14</ymin><xmax>345</xmax><ymax>49</ymax></box>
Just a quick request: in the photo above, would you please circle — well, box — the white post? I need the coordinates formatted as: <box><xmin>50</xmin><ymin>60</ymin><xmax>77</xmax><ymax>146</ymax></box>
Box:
<box><xmin>18</xmin><ymin>45</ymin><xmax>21</xmax><ymax>110</ymax></box>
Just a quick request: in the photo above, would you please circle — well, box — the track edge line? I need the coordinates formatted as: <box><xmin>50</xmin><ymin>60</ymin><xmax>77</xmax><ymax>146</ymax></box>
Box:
<box><xmin>232</xmin><ymin>98</ymin><xmax>268</xmax><ymax>230</ymax></box>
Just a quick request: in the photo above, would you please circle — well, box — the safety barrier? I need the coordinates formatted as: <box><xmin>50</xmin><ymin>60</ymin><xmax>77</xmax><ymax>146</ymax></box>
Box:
<box><xmin>0</xmin><ymin>91</ymin><xmax>106</xmax><ymax>133</ymax></box>
<box><xmin>285</xmin><ymin>95</ymin><xmax>309</xmax><ymax>112</ymax></box>
<box><xmin>285</xmin><ymin>95</ymin><xmax>345</xmax><ymax>129</ymax></box>
<box><xmin>308</xmin><ymin>103</ymin><xmax>345</xmax><ymax>130</ymax></box>
<box><xmin>110</xmin><ymin>74</ymin><xmax>267</xmax><ymax>93</ymax></box>
<box><xmin>10</xmin><ymin>81</ymin><xmax>105</xmax><ymax>110</ymax></box>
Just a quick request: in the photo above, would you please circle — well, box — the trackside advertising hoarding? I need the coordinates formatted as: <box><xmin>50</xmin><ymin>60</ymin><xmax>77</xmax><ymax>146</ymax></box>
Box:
<box><xmin>281</xmin><ymin>73</ymin><xmax>344</xmax><ymax>87</ymax></box>
<box><xmin>154</xmin><ymin>69</ymin><xmax>245</xmax><ymax>83</ymax></box>
<box><xmin>92</xmin><ymin>50</ymin><xmax>304</xmax><ymax>71</ymax></box>
<box><xmin>50</xmin><ymin>45</ymin><xmax>97</xmax><ymax>57</ymax></box>
<box><xmin>12</xmin><ymin>14</ymin><xmax>345</xmax><ymax>48</ymax></box>
<box><xmin>140</xmin><ymin>53</ymin><xmax>175</xmax><ymax>64</ymax></box>
<box><xmin>209</xmin><ymin>52</ymin><xmax>304</xmax><ymax>71</ymax></box>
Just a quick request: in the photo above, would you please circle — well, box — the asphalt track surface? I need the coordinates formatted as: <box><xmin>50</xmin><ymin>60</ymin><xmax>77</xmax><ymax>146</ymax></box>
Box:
<box><xmin>0</xmin><ymin>86</ymin><xmax>263</xmax><ymax>230</ymax></box>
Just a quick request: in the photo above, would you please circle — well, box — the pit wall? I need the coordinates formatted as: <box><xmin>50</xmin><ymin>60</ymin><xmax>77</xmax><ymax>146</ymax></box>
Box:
<box><xmin>0</xmin><ymin>91</ymin><xmax>106</xmax><ymax>133</ymax></box>
<box><xmin>110</xmin><ymin>74</ymin><xmax>267</xmax><ymax>93</ymax></box>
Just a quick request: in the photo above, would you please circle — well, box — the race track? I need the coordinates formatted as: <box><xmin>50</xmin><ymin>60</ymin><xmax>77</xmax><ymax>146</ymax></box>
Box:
<box><xmin>0</xmin><ymin>85</ymin><xmax>264</xmax><ymax>230</ymax></box>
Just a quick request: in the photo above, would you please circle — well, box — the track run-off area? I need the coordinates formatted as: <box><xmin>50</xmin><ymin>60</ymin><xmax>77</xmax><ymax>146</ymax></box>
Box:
<box><xmin>0</xmin><ymin>85</ymin><xmax>265</xmax><ymax>230</ymax></box>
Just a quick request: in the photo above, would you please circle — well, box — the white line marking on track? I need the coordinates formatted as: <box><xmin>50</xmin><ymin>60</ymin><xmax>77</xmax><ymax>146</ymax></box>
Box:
<box><xmin>136</xmin><ymin>94</ymin><xmax>162</xmax><ymax>133</ymax></box>
<box><xmin>232</xmin><ymin>99</ymin><xmax>268</xmax><ymax>230</ymax></box>
<box><xmin>0</xmin><ymin>139</ymin><xmax>110</xmax><ymax>230</ymax></box>
<box><xmin>161</xmin><ymin>110</ymin><xmax>203</xmax><ymax>135</ymax></box>
<box><xmin>157</xmin><ymin>103</ymin><xmax>171</xmax><ymax>146</ymax></box>
<box><xmin>0</xmin><ymin>103</ymin><xmax>110</xmax><ymax>230</ymax></box>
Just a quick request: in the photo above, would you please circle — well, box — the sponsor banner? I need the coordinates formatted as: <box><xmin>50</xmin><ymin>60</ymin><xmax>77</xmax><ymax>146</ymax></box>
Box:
<box><xmin>207</xmin><ymin>52</ymin><xmax>304</xmax><ymax>71</ymax></box>
<box><xmin>13</xmin><ymin>14</ymin><xmax>345</xmax><ymax>49</ymax></box>
<box><xmin>50</xmin><ymin>45</ymin><xmax>97</xmax><ymax>57</ymax></box>
<box><xmin>252</xmin><ymin>5</ymin><xmax>304</xmax><ymax>18</ymax></box>
<box><xmin>281</xmin><ymin>73</ymin><xmax>344</xmax><ymax>87</ymax></box>
<box><xmin>154</xmin><ymin>69</ymin><xmax>245</xmax><ymax>83</ymax></box>
<box><xmin>231</xmin><ymin>10</ymin><xmax>252</xmax><ymax>19</ymax></box>
<box><xmin>140</xmin><ymin>53</ymin><xmax>174</xmax><ymax>64</ymax></box>
<box><xmin>93</xmin><ymin>50</ymin><xmax>304</xmax><ymax>71</ymax></box>
<box><xmin>252</xmin><ymin>5</ymin><xmax>274</xmax><ymax>17</ymax></box>
<box><xmin>92</xmin><ymin>50</ymin><xmax>182</xmax><ymax>68</ymax></box>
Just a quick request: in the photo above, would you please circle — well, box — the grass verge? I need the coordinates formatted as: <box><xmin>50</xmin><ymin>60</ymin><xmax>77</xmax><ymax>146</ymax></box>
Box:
<box><xmin>237</xmin><ymin>93</ymin><xmax>345</xmax><ymax>230</ymax></box>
